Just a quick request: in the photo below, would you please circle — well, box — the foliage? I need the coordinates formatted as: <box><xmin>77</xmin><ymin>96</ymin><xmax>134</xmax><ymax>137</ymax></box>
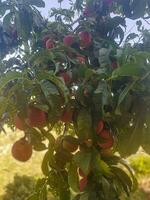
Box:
<box><xmin>2</xmin><ymin>175</ymin><xmax>35</xmax><ymax>200</ymax></box>
<box><xmin>0</xmin><ymin>0</ymin><xmax>150</xmax><ymax>199</ymax></box>
<box><xmin>129</xmin><ymin>153</ymin><xmax>150</xmax><ymax>177</ymax></box>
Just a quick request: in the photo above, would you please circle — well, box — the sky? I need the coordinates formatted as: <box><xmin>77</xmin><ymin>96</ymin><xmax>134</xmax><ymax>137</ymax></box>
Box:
<box><xmin>39</xmin><ymin>0</ymin><xmax>150</xmax><ymax>36</ymax></box>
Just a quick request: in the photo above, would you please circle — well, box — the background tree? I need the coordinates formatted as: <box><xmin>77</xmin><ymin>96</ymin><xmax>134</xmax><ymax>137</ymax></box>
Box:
<box><xmin>0</xmin><ymin>0</ymin><xmax>150</xmax><ymax>199</ymax></box>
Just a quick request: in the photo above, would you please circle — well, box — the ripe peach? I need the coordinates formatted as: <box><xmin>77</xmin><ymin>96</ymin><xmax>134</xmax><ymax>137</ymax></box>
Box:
<box><xmin>11</xmin><ymin>138</ymin><xmax>32</xmax><ymax>162</ymax></box>
<box><xmin>78</xmin><ymin>31</ymin><xmax>92</xmax><ymax>47</ymax></box>
<box><xmin>14</xmin><ymin>114</ymin><xmax>25</xmax><ymax>130</ymax></box>
<box><xmin>98</xmin><ymin>137</ymin><xmax>114</xmax><ymax>149</ymax></box>
<box><xmin>46</xmin><ymin>39</ymin><xmax>55</xmax><ymax>49</ymax></box>
<box><xmin>99</xmin><ymin>130</ymin><xmax>111</xmax><ymax>139</ymax></box>
<box><xmin>77</xmin><ymin>55</ymin><xmax>86</xmax><ymax>63</ymax></box>
<box><xmin>63</xmin><ymin>35</ymin><xmax>74</xmax><ymax>46</ymax></box>
<box><xmin>96</xmin><ymin>120</ymin><xmax>104</xmax><ymax>135</ymax></box>
<box><xmin>43</xmin><ymin>35</ymin><xmax>50</xmax><ymax>45</ymax></box>
<box><xmin>27</xmin><ymin>106</ymin><xmax>47</xmax><ymax>127</ymax></box>
<box><xmin>60</xmin><ymin>72</ymin><xmax>72</xmax><ymax>85</ymax></box>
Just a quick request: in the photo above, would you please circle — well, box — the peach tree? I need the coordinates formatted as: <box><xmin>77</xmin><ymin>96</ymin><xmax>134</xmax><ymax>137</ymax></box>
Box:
<box><xmin>0</xmin><ymin>0</ymin><xmax>150</xmax><ymax>199</ymax></box>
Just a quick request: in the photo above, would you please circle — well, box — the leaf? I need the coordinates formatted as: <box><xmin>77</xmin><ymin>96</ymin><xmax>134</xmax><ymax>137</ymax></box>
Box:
<box><xmin>0</xmin><ymin>71</ymin><xmax>22</xmax><ymax>91</ymax></box>
<box><xmin>131</xmin><ymin>0</ymin><xmax>146</xmax><ymax>19</ymax></box>
<box><xmin>2</xmin><ymin>12</ymin><xmax>13</xmax><ymax>31</ymax></box>
<box><xmin>92</xmin><ymin>151</ymin><xmax>112</xmax><ymax>176</ymax></box>
<box><xmin>15</xmin><ymin>8</ymin><xmax>32</xmax><ymax>41</ymax></box>
<box><xmin>119</xmin><ymin>159</ymin><xmax>138</xmax><ymax>191</ymax></box>
<box><xmin>125</xmin><ymin>33</ymin><xmax>139</xmax><ymax>43</ymax></box>
<box><xmin>26</xmin><ymin>194</ymin><xmax>39</xmax><ymax>200</ymax></box>
<box><xmin>36</xmin><ymin>178</ymin><xmax>47</xmax><ymax>191</ymax></box>
<box><xmin>0</xmin><ymin>2</ymin><xmax>9</xmax><ymax>17</ymax></box>
<box><xmin>115</xmin><ymin>80</ymin><xmax>137</xmax><ymax>114</ymax></box>
<box><xmin>39</xmin><ymin>184</ymin><xmax>47</xmax><ymax>200</ymax></box>
<box><xmin>76</xmin><ymin>108</ymin><xmax>92</xmax><ymax>140</ymax></box>
<box><xmin>33</xmin><ymin>142</ymin><xmax>47</xmax><ymax>151</ymax></box>
<box><xmin>112</xmin><ymin>64</ymin><xmax>143</xmax><ymax>78</ymax></box>
<box><xmin>74</xmin><ymin>151</ymin><xmax>92</xmax><ymax>176</ymax></box>
<box><xmin>111</xmin><ymin>166</ymin><xmax>133</xmax><ymax>195</ymax></box>
<box><xmin>41</xmin><ymin>149</ymin><xmax>54</xmax><ymax>176</ymax></box>
<box><xmin>27</xmin><ymin>0</ymin><xmax>45</xmax><ymax>7</ymax></box>
<box><xmin>36</xmin><ymin>71</ymin><xmax>69</xmax><ymax>103</ymax></box>
<box><xmin>114</xmin><ymin>26</ymin><xmax>125</xmax><ymax>45</ymax></box>
<box><xmin>40</xmin><ymin>80</ymin><xmax>59</xmax><ymax>108</ymax></box>
<box><xmin>74</xmin><ymin>0</ymin><xmax>84</xmax><ymax>11</ymax></box>
<box><xmin>80</xmin><ymin>193</ymin><xmax>89</xmax><ymax>200</ymax></box>
<box><xmin>68</xmin><ymin>162</ymin><xmax>80</xmax><ymax>192</ymax></box>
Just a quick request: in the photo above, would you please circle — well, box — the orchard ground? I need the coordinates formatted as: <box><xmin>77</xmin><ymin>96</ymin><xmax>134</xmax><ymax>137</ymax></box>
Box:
<box><xmin>0</xmin><ymin>128</ymin><xmax>43</xmax><ymax>197</ymax></box>
<box><xmin>0</xmin><ymin>127</ymin><xmax>150</xmax><ymax>200</ymax></box>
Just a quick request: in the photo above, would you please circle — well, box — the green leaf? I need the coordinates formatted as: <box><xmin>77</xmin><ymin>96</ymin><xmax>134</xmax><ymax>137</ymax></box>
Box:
<box><xmin>36</xmin><ymin>71</ymin><xmax>69</xmax><ymax>103</ymax></box>
<box><xmin>92</xmin><ymin>152</ymin><xmax>112</xmax><ymax>176</ymax></box>
<box><xmin>26</xmin><ymin>194</ymin><xmax>39</xmax><ymax>200</ymax></box>
<box><xmin>125</xmin><ymin>33</ymin><xmax>139</xmax><ymax>43</ymax></box>
<box><xmin>15</xmin><ymin>9</ymin><xmax>32</xmax><ymax>41</ymax></box>
<box><xmin>0</xmin><ymin>71</ymin><xmax>22</xmax><ymax>91</ymax></box>
<box><xmin>76</xmin><ymin>108</ymin><xmax>92</xmax><ymax>140</ymax></box>
<box><xmin>80</xmin><ymin>193</ymin><xmax>89</xmax><ymax>200</ymax></box>
<box><xmin>115</xmin><ymin>80</ymin><xmax>137</xmax><ymax>114</ymax></box>
<box><xmin>68</xmin><ymin>163</ymin><xmax>80</xmax><ymax>192</ymax></box>
<box><xmin>41</xmin><ymin>149</ymin><xmax>54</xmax><ymax>176</ymax></box>
<box><xmin>36</xmin><ymin>178</ymin><xmax>47</xmax><ymax>191</ymax></box>
<box><xmin>2</xmin><ymin>12</ymin><xmax>13</xmax><ymax>31</ymax></box>
<box><xmin>74</xmin><ymin>151</ymin><xmax>91</xmax><ymax>176</ymax></box>
<box><xmin>119</xmin><ymin>159</ymin><xmax>138</xmax><ymax>191</ymax></box>
<box><xmin>112</xmin><ymin>64</ymin><xmax>144</xmax><ymax>78</ymax></box>
<box><xmin>111</xmin><ymin>166</ymin><xmax>133</xmax><ymax>195</ymax></box>
<box><xmin>39</xmin><ymin>184</ymin><xmax>47</xmax><ymax>200</ymax></box>
<box><xmin>131</xmin><ymin>0</ymin><xmax>146</xmax><ymax>19</ymax></box>
<box><xmin>0</xmin><ymin>2</ymin><xmax>9</xmax><ymax>16</ymax></box>
<box><xmin>27</xmin><ymin>0</ymin><xmax>45</xmax><ymax>7</ymax></box>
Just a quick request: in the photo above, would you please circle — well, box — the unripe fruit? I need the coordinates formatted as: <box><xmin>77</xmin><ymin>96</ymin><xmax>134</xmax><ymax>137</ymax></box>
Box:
<box><xmin>63</xmin><ymin>35</ymin><xmax>74</xmax><ymax>46</ymax></box>
<box><xmin>14</xmin><ymin>114</ymin><xmax>25</xmax><ymax>130</ymax></box>
<box><xmin>78</xmin><ymin>31</ymin><xmax>92</xmax><ymax>47</ymax></box>
<box><xmin>60</xmin><ymin>72</ymin><xmax>72</xmax><ymax>85</ymax></box>
<box><xmin>96</xmin><ymin>120</ymin><xmax>104</xmax><ymax>135</ymax></box>
<box><xmin>46</xmin><ymin>39</ymin><xmax>55</xmax><ymax>49</ymax></box>
<box><xmin>60</xmin><ymin>110</ymin><xmax>73</xmax><ymax>123</ymax></box>
<box><xmin>27</xmin><ymin>106</ymin><xmax>47</xmax><ymax>127</ymax></box>
<box><xmin>79</xmin><ymin>177</ymin><xmax>87</xmax><ymax>192</ymax></box>
<box><xmin>98</xmin><ymin>137</ymin><xmax>114</xmax><ymax>149</ymax></box>
<box><xmin>11</xmin><ymin>138</ymin><xmax>32</xmax><ymax>162</ymax></box>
